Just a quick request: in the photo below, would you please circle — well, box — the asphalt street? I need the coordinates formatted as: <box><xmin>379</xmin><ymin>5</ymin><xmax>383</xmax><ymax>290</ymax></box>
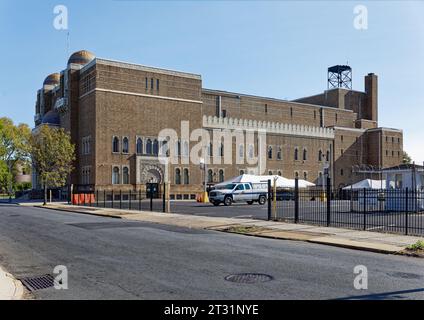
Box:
<box><xmin>1</xmin><ymin>204</ymin><xmax>424</xmax><ymax>299</ymax></box>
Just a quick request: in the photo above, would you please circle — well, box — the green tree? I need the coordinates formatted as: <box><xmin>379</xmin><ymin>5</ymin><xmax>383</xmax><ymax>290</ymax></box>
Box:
<box><xmin>0</xmin><ymin>117</ymin><xmax>31</xmax><ymax>198</ymax></box>
<box><xmin>402</xmin><ymin>151</ymin><xmax>412</xmax><ymax>164</ymax></box>
<box><xmin>30</xmin><ymin>125</ymin><xmax>75</xmax><ymax>205</ymax></box>
<box><xmin>0</xmin><ymin>160</ymin><xmax>12</xmax><ymax>194</ymax></box>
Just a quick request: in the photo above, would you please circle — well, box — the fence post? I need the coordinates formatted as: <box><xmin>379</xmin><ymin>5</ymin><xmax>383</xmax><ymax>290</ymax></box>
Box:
<box><xmin>129</xmin><ymin>190</ymin><xmax>132</xmax><ymax>210</ymax></box>
<box><xmin>266</xmin><ymin>179</ymin><xmax>271</xmax><ymax>221</ymax></box>
<box><xmin>139</xmin><ymin>188</ymin><xmax>142</xmax><ymax>211</ymax></box>
<box><xmin>119</xmin><ymin>190</ymin><xmax>122</xmax><ymax>209</ymax></box>
<box><xmin>150</xmin><ymin>188</ymin><xmax>153</xmax><ymax>211</ymax></box>
<box><xmin>363</xmin><ymin>188</ymin><xmax>366</xmax><ymax>230</ymax></box>
<box><xmin>96</xmin><ymin>190</ymin><xmax>99</xmax><ymax>207</ymax></box>
<box><xmin>405</xmin><ymin>188</ymin><xmax>409</xmax><ymax>235</ymax></box>
<box><xmin>162</xmin><ymin>182</ymin><xmax>166</xmax><ymax>213</ymax></box>
<box><xmin>326</xmin><ymin>176</ymin><xmax>331</xmax><ymax>227</ymax></box>
<box><xmin>68</xmin><ymin>184</ymin><xmax>71</xmax><ymax>204</ymax></box>
<box><xmin>294</xmin><ymin>178</ymin><xmax>299</xmax><ymax>223</ymax></box>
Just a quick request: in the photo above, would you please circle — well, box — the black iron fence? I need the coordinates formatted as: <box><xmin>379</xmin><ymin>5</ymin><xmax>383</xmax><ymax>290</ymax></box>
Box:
<box><xmin>269</xmin><ymin>179</ymin><xmax>424</xmax><ymax>236</ymax></box>
<box><xmin>71</xmin><ymin>183</ymin><xmax>167</xmax><ymax>213</ymax></box>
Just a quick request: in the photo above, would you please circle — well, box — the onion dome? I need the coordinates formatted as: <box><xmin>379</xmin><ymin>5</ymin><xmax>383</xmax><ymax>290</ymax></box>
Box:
<box><xmin>67</xmin><ymin>50</ymin><xmax>95</xmax><ymax>65</ymax></box>
<box><xmin>41</xmin><ymin>110</ymin><xmax>60</xmax><ymax>126</ymax></box>
<box><xmin>43</xmin><ymin>73</ymin><xmax>60</xmax><ymax>86</ymax></box>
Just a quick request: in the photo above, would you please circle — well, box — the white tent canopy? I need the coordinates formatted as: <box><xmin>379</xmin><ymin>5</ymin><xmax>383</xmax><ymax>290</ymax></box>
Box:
<box><xmin>215</xmin><ymin>174</ymin><xmax>315</xmax><ymax>189</ymax></box>
<box><xmin>343</xmin><ymin>179</ymin><xmax>385</xmax><ymax>190</ymax></box>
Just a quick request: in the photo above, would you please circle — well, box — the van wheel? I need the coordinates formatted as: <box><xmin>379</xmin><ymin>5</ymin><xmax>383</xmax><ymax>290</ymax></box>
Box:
<box><xmin>224</xmin><ymin>196</ymin><xmax>233</xmax><ymax>206</ymax></box>
<box><xmin>258</xmin><ymin>195</ymin><xmax>267</xmax><ymax>205</ymax></box>
<box><xmin>247</xmin><ymin>201</ymin><xmax>254</xmax><ymax>205</ymax></box>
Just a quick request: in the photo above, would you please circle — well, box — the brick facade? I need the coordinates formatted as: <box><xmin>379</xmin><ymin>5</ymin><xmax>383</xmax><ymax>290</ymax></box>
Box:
<box><xmin>33</xmin><ymin>50</ymin><xmax>403</xmax><ymax>194</ymax></box>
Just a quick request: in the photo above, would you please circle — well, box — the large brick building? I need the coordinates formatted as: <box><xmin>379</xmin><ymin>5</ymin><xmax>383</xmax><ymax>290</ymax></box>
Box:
<box><xmin>32</xmin><ymin>50</ymin><xmax>403</xmax><ymax>197</ymax></box>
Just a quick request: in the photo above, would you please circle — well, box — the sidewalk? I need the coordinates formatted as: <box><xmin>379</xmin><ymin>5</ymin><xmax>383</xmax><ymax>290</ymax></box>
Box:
<box><xmin>39</xmin><ymin>203</ymin><xmax>424</xmax><ymax>255</ymax></box>
<box><xmin>0</xmin><ymin>266</ymin><xmax>24</xmax><ymax>300</ymax></box>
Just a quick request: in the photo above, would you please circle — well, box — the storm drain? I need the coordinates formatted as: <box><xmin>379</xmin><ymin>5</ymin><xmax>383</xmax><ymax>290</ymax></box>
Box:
<box><xmin>20</xmin><ymin>274</ymin><xmax>55</xmax><ymax>292</ymax></box>
<box><xmin>225</xmin><ymin>273</ymin><xmax>273</xmax><ymax>284</ymax></box>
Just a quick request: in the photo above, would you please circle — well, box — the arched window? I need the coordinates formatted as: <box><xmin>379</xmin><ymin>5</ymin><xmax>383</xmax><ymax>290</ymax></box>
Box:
<box><xmin>153</xmin><ymin>139</ymin><xmax>159</xmax><ymax>156</ymax></box>
<box><xmin>219</xmin><ymin>169</ymin><xmax>224</xmax><ymax>183</ymax></box>
<box><xmin>207</xmin><ymin>169</ymin><xmax>213</xmax><ymax>183</ymax></box>
<box><xmin>295</xmin><ymin>171</ymin><xmax>299</xmax><ymax>179</ymax></box>
<box><xmin>112</xmin><ymin>136</ymin><xmax>119</xmax><ymax>153</ymax></box>
<box><xmin>318</xmin><ymin>150</ymin><xmax>323</xmax><ymax>162</ymax></box>
<box><xmin>277</xmin><ymin>147</ymin><xmax>282</xmax><ymax>160</ymax></box>
<box><xmin>326</xmin><ymin>150</ymin><xmax>330</xmax><ymax>161</ymax></box>
<box><xmin>112</xmin><ymin>166</ymin><xmax>120</xmax><ymax>184</ymax></box>
<box><xmin>278</xmin><ymin>171</ymin><xmax>282</xmax><ymax>176</ymax></box>
<box><xmin>122</xmin><ymin>137</ymin><xmax>129</xmax><ymax>153</ymax></box>
<box><xmin>240</xmin><ymin>170</ymin><xmax>245</xmax><ymax>175</ymax></box>
<box><xmin>160</xmin><ymin>140</ymin><xmax>168</xmax><ymax>156</ymax></box>
<box><xmin>208</xmin><ymin>142</ymin><xmax>213</xmax><ymax>157</ymax></box>
<box><xmin>294</xmin><ymin>148</ymin><xmax>299</xmax><ymax>161</ymax></box>
<box><xmin>182</xmin><ymin>141</ymin><xmax>189</xmax><ymax>156</ymax></box>
<box><xmin>268</xmin><ymin>170</ymin><xmax>273</xmax><ymax>175</ymax></box>
<box><xmin>183</xmin><ymin>168</ymin><xmax>189</xmax><ymax>185</ymax></box>
<box><xmin>303</xmin><ymin>172</ymin><xmax>308</xmax><ymax>180</ymax></box>
<box><xmin>175</xmin><ymin>168</ymin><xmax>181</xmax><ymax>185</ymax></box>
<box><xmin>123</xmin><ymin>167</ymin><xmax>129</xmax><ymax>184</ymax></box>
<box><xmin>248</xmin><ymin>144</ymin><xmax>254</xmax><ymax>159</ymax></box>
<box><xmin>303</xmin><ymin>149</ymin><xmax>307</xmax><ymax>161</ymax></box>
<box><xmin>220</xmin><ymin>143</ymin><xmax>224</xmax><ymax>157</ymax></box>
<box><xmin>146</xmin><ymin>139</ymin><xmax>152</xmax><ymax>155</ymax></box>
<box><xmin>176</xmin><ymin>140</ymin><xmax>181</xmax><ymax>156</ymax></box>
<box><xmin>268</xmin><ymin>146</ymin><xmax>273</xmax><ymax>160</ymax></box>
<box><xmin>239</xmin><ymin>144</ymin><xmax>244</xmax><ymax>159</ymax></box>
<box><xmin>136</xmin><ymin>138</ymin><xmax>143</xmax><ymax>154</ymax></box>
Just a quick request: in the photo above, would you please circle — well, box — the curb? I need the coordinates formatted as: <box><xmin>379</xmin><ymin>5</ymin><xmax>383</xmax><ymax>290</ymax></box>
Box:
<box><xmin>306</xmin><ymin>237</ymin><xmax>404</xmax><ymax>255</ymax></box>
<box><xmin>33</xmin><ymin>205</ymin><xmax>412</xmax><ymax>256</ymax></box>
<box><xmin>35</xmin><ymin>205</ymin><xmax>123</xmax><ymax>219</ymax></box>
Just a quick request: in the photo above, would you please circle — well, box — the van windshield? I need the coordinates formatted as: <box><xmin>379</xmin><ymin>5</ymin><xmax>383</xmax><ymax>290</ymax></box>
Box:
<box><xmin>216</xmin><ymin>184</ymin><xmax>237</xmax><ymax>190</ymax></box>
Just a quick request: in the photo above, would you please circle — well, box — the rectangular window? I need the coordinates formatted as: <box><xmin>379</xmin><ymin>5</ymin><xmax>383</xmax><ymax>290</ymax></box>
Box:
<box><xmin>151</xmin><ymin>78</ymin><xmax>154</xmax><ymax>89</ymax></box>
<box><xmin>156</xmin><ymin>79</ymin><xmax>160</xmax><ymax>91</ymax></box>
<box><xmin>145</xmin><ymin>77</ymin><xmax>148</xmax><ymax>89</ymax></box>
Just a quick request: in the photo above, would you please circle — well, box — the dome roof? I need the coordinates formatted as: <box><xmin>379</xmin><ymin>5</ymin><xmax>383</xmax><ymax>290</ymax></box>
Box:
<box><xmin>43</xmin><ymin>73</ymin><xmax>60</xmax><ymax>86</ymax></box>
<box><xmin>41</xmin><ymin>110</ymin><xmax>60</xmax><ymax>126</ymax></box>
<box><xmin>67</xmin><ymin>50</ymin><xmax>95</xmax><ymax>65</ymax></box>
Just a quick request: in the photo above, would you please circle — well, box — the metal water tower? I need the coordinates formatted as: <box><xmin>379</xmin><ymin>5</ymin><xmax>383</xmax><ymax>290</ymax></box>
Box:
<box><xmin>328</xmin><ymin>65</ymin><xmax>352</xmax><ymax>89</ymax></box>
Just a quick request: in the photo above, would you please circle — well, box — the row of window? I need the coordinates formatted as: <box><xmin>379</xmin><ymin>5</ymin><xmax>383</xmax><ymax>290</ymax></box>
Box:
<box><xmin>112</xmin><ymin>166</ymin><xmax>130</xmax><ymax>184</ymax></box>
<box><xmin>385</xmin><ymin>136</ymin><xmax>401</xmax><ymax>143</ymax></box>
<box><xmin>145</xmin><ymin>77</ymin><xmax>160</xmax><ymax>91</ymax></box>
<box><xmin>82</xmin><ymin>136</ymin><xmax>91</xmax><ymax>155</ymax></box>
<box><xmin>81</xmin><ymin>166</ymin><xmax>91</xmax><ymax>185</ymax></box>
<box><xmin>386</xmin><ymin>150</ymin><xmax>401</xmax><ymax>157</ymax></box>
<box><xmin>175</xmin><ymin>168</ymin><xmax>190</xmax><ymax>185</ymax></box>
<box><xmin>111</xmin><ymin>136</ymin><xmax>331</xmax><ymax>163</ymax></box>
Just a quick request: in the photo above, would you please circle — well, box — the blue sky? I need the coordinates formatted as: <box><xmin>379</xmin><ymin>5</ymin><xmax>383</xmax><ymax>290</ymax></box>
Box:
<box><xmin>0</xmin><ymin>0</ymin><xmax>423</xmax><ymax>162</ymax></box>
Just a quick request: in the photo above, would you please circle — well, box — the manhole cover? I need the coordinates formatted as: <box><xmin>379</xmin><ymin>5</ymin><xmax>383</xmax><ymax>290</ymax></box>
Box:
<box><xmin>225</xmin><ymin>273</ymin><xmax>273</xmax><ymax>284</ymax></box>
<box><xmin>20</xmin><ymin>274</ymin><xmax>55</xmax><ymax>292</ymax></box>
